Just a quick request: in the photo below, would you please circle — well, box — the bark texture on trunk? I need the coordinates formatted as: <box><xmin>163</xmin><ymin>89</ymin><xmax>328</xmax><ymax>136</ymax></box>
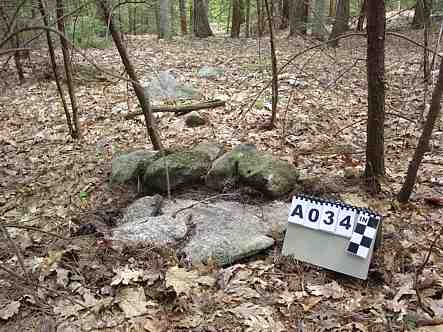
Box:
<box><xmin>179</xmin><ymin>0</ymin><xmax>187</xmax><ymax>34</ymax></box>
<box><xmin>37</xmin><ymin>0</ymin><xmax>75</xmax><ymax>138</ymax></box>
<box><xmin>264</xmin><ymin>0</ymin><xmax>278</xmax><ymax>127</ymax></box>
<box><xmin>311</xmin><ymin>0</ymin><xmax>328</xmax><ymax>40</ymax></box>
<box><xmin>412</xmin><ymin>0</ymin><xmax>425</xmax><ymax>29</ymax></box>
<box><xmin>328</xmin><ymin>0</ymin><xmax>349</xmax><ymax>47</ymax></box>
<box><xmin>97</xmin><ymin>0</ymin><xmax>163</xmax><ymax>150</ymax></box>
<box><xmin>356</xmin><ymin>0</ymin><xmax>366</xmax><ymax>31</ymax></box>
<box><xmin>364</xmin><ymin>0</ymin><xmax>385</xmax><ymax>180</ymax></box>
<box><xmin>159</xmin><ymin>0</ymin><xmax>171</xmax><ymax>38</ymax></box>
<box><xmin>245</xmin><ymin>0</ymin><xmax>250</xmax><ymax>37</ymax></box>
<box><xmin>193</xmin><ymin>0</ymin><xmax>213</xmax><ymax>37</ymax></box>
<box><xmin>398</xmin><ymin>58</ymin><xmax>443</xmax><ymax>202</ymax></box>
<box><xmin>231</xmin><ymin>0</ymin><xmax>242</xmax><ymax>37</ymax></box>
<box><xmin>56</xmin><ymin>0</ymin><xmax>81</xmax><ymax>139</ymax></box>
<box><xmin>289</xmin><ymin>0</ymin><xmax>307</xmax><ymax>35</ymax></box>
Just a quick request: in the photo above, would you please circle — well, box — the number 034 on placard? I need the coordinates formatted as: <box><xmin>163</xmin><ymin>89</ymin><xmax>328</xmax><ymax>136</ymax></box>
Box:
<box><xmin>288</xmin><ymin>195</ymin><xmax>358</xmax><ymax>238</ymax></box>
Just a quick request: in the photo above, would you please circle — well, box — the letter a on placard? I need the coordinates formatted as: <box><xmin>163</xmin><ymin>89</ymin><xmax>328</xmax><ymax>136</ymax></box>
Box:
<box><xmin>288</xmin><ymin>196</ymin><xmax>305</xmax><ymax>225</ymax></box>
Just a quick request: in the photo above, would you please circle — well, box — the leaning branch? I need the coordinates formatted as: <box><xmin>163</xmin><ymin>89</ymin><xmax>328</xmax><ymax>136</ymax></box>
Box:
<box><xmin>124</xmin><ymin>100</ymin><xmax>226</xmax><ymax>119</ymax></box>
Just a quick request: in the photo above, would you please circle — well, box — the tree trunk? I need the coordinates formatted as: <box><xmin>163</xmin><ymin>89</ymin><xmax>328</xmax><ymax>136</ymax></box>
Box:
<box><xmin>159</xmin><ymin>0</ymin><xmax>171</xmax><ymax>38</ymax></box>
<box><xmin>245</xmin><ymin>0</ymin><xmax>250</xmax><ymax>37</ymax></box>
<box><xmin>281</xmin><ymin>0</ymin><xmax>289</xmax><ymax>29</ymax></box>
<box><xmin>231</xmin><ymin>0</ymin><xmax>242</xmax><ymax>37</ymax></box>
<box><xmin>13</xmin><ymin>45</ymin><xmax>25</xmax><ymax>84</ymax></box>
<box><xmin>328</xmin><ymin>0</ymin><xmax>349</xmax><ymax>47</ymax></box>
<box><xmin>97</xmin><ymin>0</ymin><xmax>163</xmax><ymax>150</ymax></box>
<box><xmin>256</xmin><ymin>0</ymin><xmax>263</xmax><ymax>37</ymax></box>
<box><xmin>398</xmin><ymin>59</ymin><xmax>443</xmax><ymax>202</ymax></box>
<box><xmin>11</xmin><ymin>31</ymin><xmax>24</xmax><ymax>84</ymax></box>
<box><xmin>37</xmin><ymin>0</ymin><xmax>75</xmax><ymax>138</ymax></box>
<box><xmin>179</xmin><ymin>0</ymin><xmax>187</xmax><ymax>34</ymax></box>
<box><xmin>170</xmin><ymin>0</ymin><xmax>176</xmax><ymax>36</ymax></box>
<box><xmin>364</xmin><ymin>0</ymin><xmax>385</xmax><ymax>183</ymax></box>
<box><xmin>412</xmin><ymin>0</ymin><xmax>425</xmax><ymax>29</ymax></box>
<box><xmin>56</xmin><ymin>0</ymin><xmax>81</xmax><ymax>139</ymax></box>
<box><xmin>264</xmin><ymin>0</ymin><xmax>278</xmax><ymax>127</ymax></box>
<box><xmin>423</xmin><ymin>0</ymin><xmax>431</xmax><ymax>81</ymax></box>
<box><xmin>189</xmin><ymin>0</ymin><xmax>193</xmax><ymax>32</ymax></box>
<box><xmin>344</xmin><ymin>0</ymin><xmax>349</xmax><ymax>28</ymax></box>
<box><xmin>0</xmin><ymin>5</ymin><xmax>25</xmax><ymax>84</ymax></box>
<box><xmin>311</xmin><ymin>0</ymin><xmax>328</xmax><ymax>40</ymax></box>
<box><xmin>289</xmin><ymin>0</ymin><xmax>306</xmax><ymax>35</ymax></box>
<box><xmin>155</xmin><ymin>0</ymin><xmax>161</xmax><ymax>36</ymax></box>
<box><xmin>356</xmin><ymin>0</ymin><xmax>366</xmax><ymax>31</ymax></box>
<box><xmin>329</xmin><ymin>0</ymin><xmax>336</xmax><ymax>16</ymax></box>
<box><xmin>193</xmin><ymin>0</ymin><xmax>213</xmax><ymax>37</ymax></box>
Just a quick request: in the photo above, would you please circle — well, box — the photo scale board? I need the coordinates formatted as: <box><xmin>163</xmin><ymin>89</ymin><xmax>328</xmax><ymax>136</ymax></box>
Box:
<box><xmin>282</xmin><ymin>194</ymin><xmax>382</xmax><ymax>280</ymax></box>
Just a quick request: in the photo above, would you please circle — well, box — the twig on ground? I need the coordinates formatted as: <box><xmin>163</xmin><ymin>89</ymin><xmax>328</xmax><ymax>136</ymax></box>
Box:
<box><xmin>172</xmin><ymin>193</ymin><xmax>240</xmax><ymax>218</ymax></box>
<box><xmin>124</xmin><ymin>100</ymin><xmax>226</xmax><ymax>119</ymax></box>
<box><xmin>332</xmin><ymin>118</ymin><xmax>367</xmax><ymax>137</ymax></box>
<box><xmin>0</xmin><ymin>224</ymin><xmax>67</xmax><ymax>239</ymax></box>
<box><xmin>0</xmin><ymin>224</ymin><xmax>32</xmax><ymax>283</ymax></box>
<box><xmin>414</xmin><ymin>224</ymin><xmax>443</xmax><ymax>316</ymax></box>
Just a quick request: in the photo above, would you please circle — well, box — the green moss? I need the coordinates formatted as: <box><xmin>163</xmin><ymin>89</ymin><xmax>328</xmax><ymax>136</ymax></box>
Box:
<box><xmin>144</xmin><ymin>151</ymin><xmax>211</xmax><ymax>192</ymax></box>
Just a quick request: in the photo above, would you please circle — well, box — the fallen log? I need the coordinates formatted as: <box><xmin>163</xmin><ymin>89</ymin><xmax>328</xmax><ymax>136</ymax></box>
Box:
<box><xmin>124</xmin><ymin>100</ymin><xmax>226</xmax><ymax>119</ymax></box>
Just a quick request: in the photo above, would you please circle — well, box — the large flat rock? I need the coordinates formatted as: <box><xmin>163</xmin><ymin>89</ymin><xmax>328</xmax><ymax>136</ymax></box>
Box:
<box><xmin>112</xmin><ymin>196</ymin><xmax>290</xmax><ymax>266</ymax></box>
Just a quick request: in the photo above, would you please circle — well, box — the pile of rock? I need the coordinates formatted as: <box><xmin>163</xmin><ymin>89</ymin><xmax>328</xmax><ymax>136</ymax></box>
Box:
<box><xmin>111</xmin><ymin>142</ymin><xmax>299</xmax><ymax>198</ymax></box>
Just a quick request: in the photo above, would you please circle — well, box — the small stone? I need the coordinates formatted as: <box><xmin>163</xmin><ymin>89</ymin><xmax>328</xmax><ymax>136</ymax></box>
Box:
<box><xmin>185</xmin><ymin>111</ymin><xmax>207</xmax><ymax>127</ymax></box>
<box><xmin>197</xmin><ymin>66</ymin><xmax>224</xmax><ymax>78</ymax></box>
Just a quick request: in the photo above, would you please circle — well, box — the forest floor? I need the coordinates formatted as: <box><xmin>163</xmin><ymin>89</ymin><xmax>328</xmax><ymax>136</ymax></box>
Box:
<box><xmin>0</xmin><ymin>29</ymin><xmax>443</xmax><ymax>332</ymax></box>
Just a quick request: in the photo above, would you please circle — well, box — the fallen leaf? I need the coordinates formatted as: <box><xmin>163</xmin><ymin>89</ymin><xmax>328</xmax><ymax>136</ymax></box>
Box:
<box><xmin>414</xmin><ymin>326</ymin><xmax>443</xmax><ymax>332</ymax></box>
<box><xmin>144</xmin><ymin>318</ymin><xmax>166</xmax><ymax>332</ymax></box>
<box><xmin>307</xmin><ymin>281</ymin><xmax>345</xmax><ymax>299</ymax></box>
<box><xmin>41</xmin><ymin>250</ymin><xmax>64</xmax><ymax>274</ymax></box>
<box><xmin>302</xmin><ymin>297</ymin><xmax>322</xmax><ymax>311</ymax></box>
<box><xmin>111</xmin><ymin>265</ymin><xmax>144</xmax><ymax>286</ymax></box>
<box><xmin>0</xmin><ymin>301</ymin><xmax>20</xmax><ymax>320</ymax></box>
<box><xmin>166</xmin><ymin>266</ymin><xmax>215</xmax><ymax>296</ymax></box>
<box><xmin>56</xmin><ymin>267</ymin><xmax>70</xmax><ymax>287</ymax></box>
<box><xmin>116</xmin><ymin>286</ymin><xmax>148</xmax><ymax>318</ymax></box>
<box><xmin>425</xmin><ymin>196</ymin><xmax>443</xmax><ymax>207</ymax></box>
<box><xmin>177</xmin><ymin>314</ymin><xmax>203</xmax><ymax>328</ymax></box>
<box><xmin>229</xmin><ymin>302</ymin><xmax>285</xmax><ymax>332</ymax></box>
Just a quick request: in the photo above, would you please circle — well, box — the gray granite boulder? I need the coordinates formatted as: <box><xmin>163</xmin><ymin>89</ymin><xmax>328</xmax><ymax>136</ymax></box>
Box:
<box><xmin>144</xmin><ymin>71</ymin><xmax>198</xmax><ymax>103</ymax></box>
<box><xmin>112</xmin><ymin>196</ymin><xmax>290</xmax><ymax>265</ymax></box>
<box><xmin>111</xmin><ymin>150</ymin><xmax>158</xmax><ymax>184</ymax></box>
<box><xmin>143</xmin><ymin>143</ymin><xmax>224</xmax><ymax>192</ymax></box>
<box><xmin>206</xmin><ymin>144</ymin><xmax>299</xmax><ymax>197</ymax></box>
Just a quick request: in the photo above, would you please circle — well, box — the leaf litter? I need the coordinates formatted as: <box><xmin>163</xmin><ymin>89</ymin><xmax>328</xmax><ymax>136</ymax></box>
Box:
<box><xmin>0</xmin><ymin>30</ymin><xmax>442</xmax><ymax>331</ymax></box>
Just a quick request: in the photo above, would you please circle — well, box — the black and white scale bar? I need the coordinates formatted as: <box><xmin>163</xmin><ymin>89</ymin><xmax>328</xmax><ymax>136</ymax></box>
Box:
<box><xmin>346</xmin><ymin>213</ymin><xmax>381</xmax><ymax>259</ymax></box>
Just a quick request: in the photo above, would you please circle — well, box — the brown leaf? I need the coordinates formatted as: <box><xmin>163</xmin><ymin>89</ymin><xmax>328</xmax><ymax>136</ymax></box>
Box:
<box><xmin>116</xmin><ymin>287</ymin><xmax>149</xmax><ymax>318</ymax></box>
<box><xmin>0</xmin><ymin>301</ymin><xmax>20</xmax><ymax>320</ymax></box>
<box><xmin>425</xmin><ymin>197</ymin><xmax>443</xmax><ymax>207</ymax></box>
<box><xmin>166</xmin><ymin>266</ymin><xmax>215</xmax><ymax>296</ymax></box>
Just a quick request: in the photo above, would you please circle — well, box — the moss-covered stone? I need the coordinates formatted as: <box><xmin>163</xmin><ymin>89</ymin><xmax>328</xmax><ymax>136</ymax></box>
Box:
<box><xmin>205</xmin><ymin>144</ymin><xmax>257</xmax><ymax>189</ymax></box>
<box><xmin>144</xmin><ymin>150</ymin><xmax>211</xmax><ymax>192</ymax></box>
<box><xmin>185</xmin><ymin>111</ymin><xmax>207</xmax><ymax>127</ymax></box>
<box><xmin>111</xmin><ymin>150</ymin><xmax>159</xmax><ymax>184</ymax></box>
<box><xmin>206</xmin><ymin>144</ymin><xmax>299</xmax><ymax>197</ymax></box>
